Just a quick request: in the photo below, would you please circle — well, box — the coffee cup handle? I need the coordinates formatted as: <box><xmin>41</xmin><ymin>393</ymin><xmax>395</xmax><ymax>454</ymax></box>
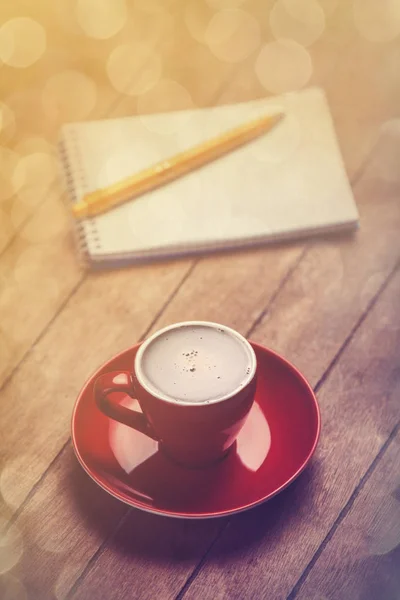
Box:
<box><xmin>94</xmin><ymin>371</ymin><xmax>159</xmax><ymax>441</ymax></box>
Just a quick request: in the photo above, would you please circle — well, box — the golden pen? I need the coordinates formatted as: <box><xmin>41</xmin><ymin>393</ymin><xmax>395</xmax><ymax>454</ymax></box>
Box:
<box><xmin>72</xmin><ymin>111</ymin><xmax>284</xmax><ymax>219</ymax></box>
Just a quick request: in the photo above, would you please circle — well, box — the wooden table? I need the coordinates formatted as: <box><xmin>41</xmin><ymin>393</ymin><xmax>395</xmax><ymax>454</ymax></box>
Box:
<box><xmin>1</xmin><ymin>1</ymin><xmax>400</xmax><ymax>599</ymax></box>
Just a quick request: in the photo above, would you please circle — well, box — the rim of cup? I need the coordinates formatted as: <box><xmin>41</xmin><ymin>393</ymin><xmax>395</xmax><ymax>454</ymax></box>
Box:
<box><xmin>134</xmin><ymin>321</ymin><xmax>257</xmax><ymax>406</ymax></box>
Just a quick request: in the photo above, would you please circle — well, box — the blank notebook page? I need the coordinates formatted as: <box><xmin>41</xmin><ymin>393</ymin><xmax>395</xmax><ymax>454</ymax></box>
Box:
<box><xmin>60</xmin><ymin>87</ymin><xmax>359</xmax><ymax>264</ymax></box>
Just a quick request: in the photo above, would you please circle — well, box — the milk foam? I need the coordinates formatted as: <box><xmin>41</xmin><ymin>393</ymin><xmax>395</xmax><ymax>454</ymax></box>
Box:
<box><xmin>139</xmin><ymin>324</ymin><xmax>254</xmax><ymax>403</ymax></box>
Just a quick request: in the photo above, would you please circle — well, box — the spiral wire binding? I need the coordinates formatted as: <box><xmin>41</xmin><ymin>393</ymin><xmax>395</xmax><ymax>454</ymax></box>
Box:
<box><xmin>58</xmin><ymin>127</ymin><xmax>100</xmax><ymax>268</ymax></box>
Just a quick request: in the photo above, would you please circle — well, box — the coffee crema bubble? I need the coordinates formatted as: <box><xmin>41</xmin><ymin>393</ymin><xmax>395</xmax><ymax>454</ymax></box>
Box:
<box><xmin>139</xmin><ymin>324</ymin><xmax>254</xmax><ymax>403</ymax></box>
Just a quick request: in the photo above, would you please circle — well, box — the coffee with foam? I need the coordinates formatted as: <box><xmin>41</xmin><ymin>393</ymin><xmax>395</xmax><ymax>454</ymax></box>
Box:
<box><xmin>137</xmin><ymin>323</ymin><xmax>255</xmax><ymax>403</ymax></box>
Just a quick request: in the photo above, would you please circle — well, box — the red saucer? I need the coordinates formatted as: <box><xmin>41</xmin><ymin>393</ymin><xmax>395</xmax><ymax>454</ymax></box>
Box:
<box><xmin>72</xmin><ymin>343</ymin><xmax>320</xmax><ymax>519</ymax></box>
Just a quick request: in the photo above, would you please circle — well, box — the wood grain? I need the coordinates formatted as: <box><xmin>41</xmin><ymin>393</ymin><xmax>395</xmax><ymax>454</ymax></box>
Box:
<box><xmin>0</xmin><ymin>194</ymin><xmax>80</xmax><ymax>388</ymax></box>
<box><xmin>14</xmin><ymin>441</ymin><xmax>224</xmax><ymax>600</ymax></box>
<box><xmin>2</xmin><ymin>0</ymin><xmax>399</xmax><ymax>387</ymax></box>
<box><xmin>1</xmin><ymin>0</ymin><xmax>184</xmax><ymax>383</ymax></box>
<box><xmin>0</xmin><ymin>57</ymin><xmax>271</xmax><ymax>514</ymax></box>
<box><xmin>0</xmin><ymin>258</ymin><xmax>191</xmax><ymax>512</ymax></box>
<box><xmin>174</xmin><ymin>258</ymin><xmax>400</xmax><ymax>600</ymax></box>
<box><xmin>4</xmin><ymin>443</ymin><xmax>128</xmax><ymax>599</ymax></box>
<box><xmin>2</xmin><ymin>248</ymin><xmax>302</xmax><ymax>597</ymax></box>
<box><xmin>295</xmin><ymin>428</ymin><xmax>400</xmax><ymax>600</ymax></box>
<box><xmin>250</xmin><ymin>127</ymin><xmax>400</xmax><ymax>387</ymax></box>
<box><xmin>0</xmin><ymin>13</ymin><xmax>247</xmax><ymax>389</ymax></box>
<box><xmin>1</xmin><ymin>2</ymin><xmax>400</xmax><ymax>599</ymax></box>
<box><xmin>6</xmin><ymin>127</ymin><xmax>400</xmax><ymax>600</ymax></box>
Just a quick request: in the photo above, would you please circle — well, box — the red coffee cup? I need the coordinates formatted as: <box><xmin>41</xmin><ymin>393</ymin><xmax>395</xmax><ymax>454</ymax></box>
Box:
<box><xmin>94</xmin><ymin>321</ymin><xmax>257</xmax><ymax>468</ymax></box>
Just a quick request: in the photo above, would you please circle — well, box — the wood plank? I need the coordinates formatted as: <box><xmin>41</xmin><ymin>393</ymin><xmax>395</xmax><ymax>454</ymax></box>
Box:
<box><xmin>1</xmin><ymin>248</ymin><xmax>303</xmax><ymax>595</ymax></box>
<box><xmin>2</xmin><ymin>443</ymin><xmax>128</xmax><ymax>599</ymax></box>
<box><xmin>0</xmin><ymin>12</ymin><xmax>245</xmax><ymax>389</ymax></box>
<box><xmin>145</xmin><ymin>245</ymin><xmax>304</xmax><ymax>336</ymax></box>
<box><xmin>0</xmin><ymin>257</ymin><xmax>191</xmax><ymax>512</ymax></box>
<box><xmin>294</xmin><ymin>427</ymin><xmax>400</xmax><ymax>600</ymax></box>
<box><xmin>1</xmin><ymin>4</ymin><xmax>400</xmax><ymax>598</ymax></box>
<box><xmin>171</xmin><ymin>263</ymin><xmax>400</xmax><ymax>600</ymax></box>
<box><xmin>6</xmin><ymin>443</ymin><xmax>224</xmax><ymax>600</ymax></box>
<box><xmin>249</xmin><ymin>129</ymin><xmax>400</xmax><ymax>386</ymax></box>
<box><xmin>7</xmin><ymin>126</ymin><xmax>400</xmax><ymax>599</ymax></box>
<box><xmin>0</xmin><ymin>194</ymin><xmax>80</xmax><ymax>388</ymax></box>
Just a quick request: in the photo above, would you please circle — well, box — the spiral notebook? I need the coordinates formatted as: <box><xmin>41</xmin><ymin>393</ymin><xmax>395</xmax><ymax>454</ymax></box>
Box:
<box><xmin>59</xmin><ymin>87</ymin><xmax>359</xmax><ymax>268</ymax></box>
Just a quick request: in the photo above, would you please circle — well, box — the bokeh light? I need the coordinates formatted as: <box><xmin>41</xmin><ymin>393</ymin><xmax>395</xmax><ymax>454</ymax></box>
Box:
<box><xmin>206</xmin><ymin>0</ymin><xmax>246</xmax><ymax>8</ymax></box>
<box><xmin>54</xmin><ymin>0</ymin><xmax>82</xmax><ymax>34</ymax></box>
<box><xmin>184</xmin><ymin>0</ymin><xmax>214</xmax><ymax>44</ymax></box>
<box><xmin>0</xmin><ymin>455</ymin><xmax>47</xmax><ymax>509</ymax></box>
<box><xmin>12</xmin><ymin>196</ymin><xmax>68</xmax><ymax>244</ymax></box>
<box><xmin>12</xmin><ymin>152</ymin><xmax>59</xmax><ymax>193</ymax></box>
<box><xmin>0</xmin><ymin>147</ymin><xmax>20</xmax><ymax>202</ymax></box>
<box><xmin>137</xmin><ymin>79</ymin><xmax>194</xmax><ymax>134</ymax></box>
<box><xmin>0</xmin><ymin>330</ymin><xmax>12</xmax><ymax>377</ymax></box>
<box><xmin>14</xmin><ymin>136</ymin><xmax>57</xmax><ymax>157</ymax></box>
<box><xmin>318</xmin><ymin>0</ymin><xmax>339</xmax><ymax>17</ymax></box>
<box><xmin>0</xmin><ymin>103</ymin><xmax>16</xmax><ymax>144</ymax></box>
<box><xmin>0</xmin><ymin>18</ymin><xmax>46</xmax><ymax>68</ymax></box>
<box><xmin>205</xmin><ymin>9</ymin><xmax>261</xmax><ymax>62</ymax></box>
<box><xmin>134</xmin><ymin>0</ymin><xmax>168</xmax><ymax>11</ymax></box>
<box><xmin>353</xmin><ymin>0</ymin><xmax>400</xmax><ymax>43</ymax></box>
<box><xmin>3</xmin><ymin>88</ymin><xmax>44</xmax><ymax>140</ymax></box>
<box><xmin>42</xmin><ymin>70</ymin><xmax>97</xmax><ymax>123</ymax></box>
<box><xmin>13</xmin><ymin>243</ymin><xmax>58</xmax><ymax>282</ymax></box>
<box><xmin>0</xmin><ymin>574</ymin><xmax>27</xmax><ymax>600</ymax></box>
<box><xmin>106</xmin><ymin>43</ymin><xmax>162</xmax><ymax>96</ymax></box>
<box><xmin>11</xmin><ymin>247</ymin><xmax>61</xmax><ymax>307</ymax></box>
<box><xmin>270</xmin><ymin>0</ymin><xmax>325</xmax><ymax>47</ymax></box>
<box><xmin>0</xmin><ymin>519</ymin><xmax>23</xmax><ymax>575</ymax></box>
<box><xmin>11</xmin><ymin>152</ymin><xmax>60</xmax><ymax>222</ymax></box>
<box><xmin>54</xmin><ymin>563</ymin><xmax>82</xmax><ymax>600</ymax></box>
<box><xmin>366</xmin><ymin>494</ymin><xmax>400</xmax><ymax>555</ymax></box>
<box><xmin>127</xmin><ymin>1</ymin><xmax>174</xmax><ymax>47</ymax></box>
<box><xmin>0</xmin><ymin>209</ymin><xmax>13</xmax><ymax>253</ymax></box>
<box><xmin>76</xmin><ymin>0</ymin><xmax>127</xmax><ymax>39</ymax></box>
<box><xmin>30</xmin><ymin>511</ymin><xmax>73</xmax><ymax>554</ymax></box>
<box><xmin>255</xmin><ymin>40</ymin><xmax>313</xmax><ymax>93</ymax></box>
